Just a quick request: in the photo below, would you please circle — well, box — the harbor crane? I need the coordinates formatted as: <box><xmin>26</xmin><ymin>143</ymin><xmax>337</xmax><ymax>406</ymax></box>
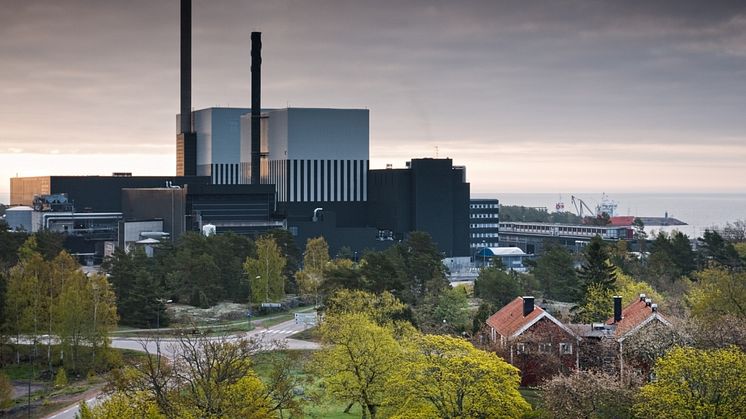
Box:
<box><xmin>571</xmin><ymin>195</ymin><xmax>595</xmax><ymax>218</ymax></box>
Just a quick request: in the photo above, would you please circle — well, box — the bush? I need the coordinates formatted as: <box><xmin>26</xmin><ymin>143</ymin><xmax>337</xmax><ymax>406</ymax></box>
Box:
<box><xmin>540</xmin><ymin>370</ymin><xmax>635</xmax><ymax>419</ymax></box>
<box><xmin>54</xmin><ymin>368</ymin><xmax>68</xmax><ymax>388</ymax></box>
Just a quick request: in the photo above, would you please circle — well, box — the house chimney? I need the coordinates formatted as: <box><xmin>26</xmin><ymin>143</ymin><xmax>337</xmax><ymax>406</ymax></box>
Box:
<box><xmin>250</xmin><ymin>31</ymin><xmax>262</xmax><ymax>185</ymax></box>
<box><xmin>651</xmin><ymin>303</ymin><xmax>658</xmax><ymax>312</ymax></box>
<box><xmin>613</xmin><ymin>295</ymin><xmax>622</xmax><ymax>323</ymax></box>
<box><xmin>645</xmin><ymin>298</ymin><xmax>652</xmax><ymax>307</ymax></box>
<box><xmin>522</xmin><ymin>296</ymin><xmax>534</xmax><ymax>317</ymax></box>
<box><xmin>639</xmin><ymin>293</ymin><xmax>646</xmax><ymax>302</ymax></box>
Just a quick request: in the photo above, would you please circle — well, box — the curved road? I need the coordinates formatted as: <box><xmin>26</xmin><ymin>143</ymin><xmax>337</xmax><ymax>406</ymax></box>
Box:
<box><xmin>46</xmin><ymin>318</ymin><xmax>317</xmax><ymax>419</ymax></box>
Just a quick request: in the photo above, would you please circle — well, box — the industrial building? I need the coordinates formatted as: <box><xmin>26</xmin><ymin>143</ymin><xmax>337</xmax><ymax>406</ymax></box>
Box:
<box><xmin>498</xmin><ymin>221</ymin><xmax>633</xmax><ymax>254</ymax></box>
<box><xmin>6</xmin><ymin>0</ymin><xmax>473</xmax><ymax>262</ymax></box>
<box><xmin>470</xmin><ymin>198</ymin><xmax>500</xmax><ymax>254</ymax></box>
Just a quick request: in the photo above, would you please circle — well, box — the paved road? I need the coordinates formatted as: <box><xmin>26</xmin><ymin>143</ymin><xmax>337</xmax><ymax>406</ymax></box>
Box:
<box><xmin>45</xmin><ymin>318</ymin><xmax>318</xmax><ymax>419</ymax></box>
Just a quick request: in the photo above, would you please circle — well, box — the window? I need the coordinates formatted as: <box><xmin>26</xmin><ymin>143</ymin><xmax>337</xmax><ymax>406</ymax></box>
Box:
<box><xmin>516</xmin><ymin>343</ymin><xmax>526</xmax><ymax>354</ymax></box>
<box><xmin>539</xmin><ymin>343</ymin><xmax>552</xmax><ymax>353</ymax></box>
<box><xmin>560</xmin><ymin>342</ymin><xmax>573</xmax><ymax>354</ymax></box>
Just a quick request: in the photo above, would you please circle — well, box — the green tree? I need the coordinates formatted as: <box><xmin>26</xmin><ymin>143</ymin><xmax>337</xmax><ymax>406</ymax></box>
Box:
<box><xmin>0</xmin><ymin>372</ymin><xmax>11</xmax><ymax>409</ymax></box>
<box><xmin>296</xmin><ymin>237</ymin><xmax>330</xmax><ymax>306</ymax></box>
<box><xmin>632</xmin><ymin>217</ymin><xmax>648</xmax><ymax>254</ymax></box>
<box><xmin>415</xmin><ymin>286</ymin><xmax>471</xmax><ymax>334</ymax></box>
<box><xmin>320</xmin><ymin>258</ymin><xmax>365</xmax><ymax>293</ymax></box>
<box><xmin>103</xmin><ymin>248</ymin><xmax>167</xmax><ymax>327</ymax></box>
<box><xmin>572</xmin><ymin>283</ymin><xmax>614</xmax><ymax>323</ymax></box>
<box><xmin>688</xmin><ymin>268</ymin><xmax>746</xmax><ymax>322</ymax></box>
<box><xmin>577</xmin><ymin>236</ymin><xmax>617</xmax><ymax>291</ymax></box>
<box><xmin>388</xmin><ymin>334</ymin><xmax>530</xmax><ymax>418</ymax></box>
<box><xmin>244</xmin><ymin>236</ymin><xmax>286</xmax><ymax>304</ymax></box>
<box><xmin>471</xmin><ymin>302</ymin><xmax>494</xmax><ymax>334</ymax></box>
<box><xmin>324</xmin><ymin>289</ymin><xmax>405</xmax><ymax>326</ymax></box>
<box><xmin>533</xmin><ymin>243</ymin><xmax>580</xmax><ymax>301</ymax></box>
<box><xmin>309</xmin><ymin>313</ymin><xmax>403</xmax><ymax>419</ymax></box>
<box><xmin>474</xmin><ymin>265</ymin><xmax>521</xmax><ymax>307</ymax></box>
<box><xmin>635</xmin><ymin>346</ymin><xmax>746</xmax><ymax>418</ymax></box>
<box><xmin>264</xmin><ymin>229</ymin><xmax>301</xmax><ymax>294</ymax></box>
<box><xmin>697</xmin><ymin>230</ymin><xmax>742</xmax><ymax>270</ymax></box>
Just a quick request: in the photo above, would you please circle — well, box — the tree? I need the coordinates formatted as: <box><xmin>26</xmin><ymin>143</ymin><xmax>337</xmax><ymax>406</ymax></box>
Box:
<box><xmin>577</xmin><ymin>236</ymin><xmax>617</xmax><ymax>291</ymax></box>
<box><xmin>532</xmin><ymin>243</ymin><xmax>580</xmax><ymax>301</ymax></box>
<box><xmin>244</xmin><ymin>236</ymin><xmax>286</xmax><ymax>304</ymax></box>
<box><xmin>0</xmin><ymin>372</ymin><xmax>11</xmax><ymax>409</ymax></box>
<box><xmin>632</xmin><ymin>217</ymin><xmax>648</xmax><ymax>254</ymax></box>
<box><xmin>615</xmin><ymin>269</ymin><xmax>664</xmax><ymax>310</ymax></box>
<box><xmin>415</xmin><ymin>286</ymin><xmax>471</xmax><ymax>334</ymax></box>
<box><xmin>109</xmin><ymin>334</ymin><xmax>276</xmax><ymax>418</ymax></box>
<box><xmin>309</xmin><ymin>313</ymin><xmax>403</xmax><ymax>418</ymax></box>
<box><xmin>571</xmin><ymin>283</ymin><xmax>614</xmax><ymax>323</ymax></box>
<box><xmin>388</xmin><ymin>334</ymin><xmax>530</xmax><ymax>418</ymax></box>
<box><xmin>697</xmin><ymin>230</ymin><xmax>742</xmax><ymax>270</ymax></box>
<box><xmin>320</xmin><ymin>258</ymin><xmax>365</xmax><ymax>294</ymax></box>
<box><xmin>688</xmin><ymin>268</ymin><xmax>746</xmax><ymax>322</ymax></box>
<box><xmin>80</xmin><ymin>391</ymin><xmax>165</xmax><ymax>418</ymax></box>
<box><xmin>296</xmin><ymin>237</ymin><xmax>330</xmax><ymax>306</ymax></box>
<box><xmin>635</xmin><ymin>346</ymin><xmax>746</xmax><ymax>418</ymax></box>
<box><xmin>264</xmin><ymin>229</ymin><xmax>301</xmax><ymax>294</ymax></box>
<box><xmin>474</xmin><ymin>265</ymin><xmax>521</xmax><ymax>307</ymax></box>
<box><xmin>323</xmin><ymin>289</ymin><xmax>405</xmax><ymax>326</ymax></box>
<box><xmin>471</xmin><ymin>302</ymin><xmax>494</xmax><ymax>334</ymax></box>
<box><xmin>540</xmin><ymin>370</ymin><xmax>635</xmax><ymax>419</ymax></box>
<box><xmin>104</xmin><ymin>248</ymin><xmax>168</xmax><ymax>327</ymax></box>
<box><xmin>719</xmin><ymin>220</ymin><xmax>746</xmax><ymax>243</ymax></box>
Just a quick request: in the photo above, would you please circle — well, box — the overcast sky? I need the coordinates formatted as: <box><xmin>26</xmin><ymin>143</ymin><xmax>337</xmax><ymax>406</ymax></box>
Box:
<box><xmin>1</xmin><ymin>0</ymin><xmax>745</xmax><ymax>198</ymax></box>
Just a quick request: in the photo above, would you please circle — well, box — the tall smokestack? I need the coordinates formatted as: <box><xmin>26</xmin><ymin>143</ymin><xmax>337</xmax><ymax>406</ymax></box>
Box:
<box><xmin>250</xmin><ymin>32</ymin><xmax>262</xmax><ymax>184</ymax></box>
<box><xmin>180</xmin><ymin>0</ymin><xmax>192</xmax><ymax>134</ymax></box>
<box><xmin>176</xmin><ymin>0</ymin><xmax>197</xmax><ymax>176</ymax></box>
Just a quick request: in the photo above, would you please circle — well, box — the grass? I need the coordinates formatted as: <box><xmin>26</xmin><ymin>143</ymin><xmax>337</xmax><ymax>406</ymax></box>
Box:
<box><xmin>519</xmin><ymin>387</ymin><xmax>543</xmax><ymax>410</ymax></box>
<box><xmin>288</xmin><ymin>326</ymin><xmax>319</xmax><ymax>342</ymax></box>
<box><xmin>250</xmin><ymin>350</ymin><xmax>367</xmax><ymax>418</ymax></box>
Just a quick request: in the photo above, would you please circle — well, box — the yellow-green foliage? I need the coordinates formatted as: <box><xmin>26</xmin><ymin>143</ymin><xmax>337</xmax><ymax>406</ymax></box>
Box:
<box><xmin>688</xmin><ymin>268</ymin><xmax>746</xmax><ymax>321</ymax></box>
<box><xmin>310</xmin><ymin>312</ymin><xmax>402</xmax><ymax>418</ymax></box>
<box><xmin>0</xmin><ymin>373</ymin><xmax>12</xmax><ymax>409</ymax></box>
<box><xmin>615</xmin><ymin>268</ymin><xmax>664</xmax><ymax>307</ymax></box>
<box><xmin>387</xmin><ymin>334</ymin><xmax>530</xmax><ymax>419</ymax></box>
<box><xmin>82</xmin><ymin>391</ymin><xmax>165</xmax><ymax>419</ymax></box>
<box><xmin>54</xmin><ymin>367</ymin><xmax>68</xmax><ymax>387</ymax></box>
<box><xmin>635</xmin><ymin>346</ymin><xmax>746</xmax><ymax>418</ymax></box>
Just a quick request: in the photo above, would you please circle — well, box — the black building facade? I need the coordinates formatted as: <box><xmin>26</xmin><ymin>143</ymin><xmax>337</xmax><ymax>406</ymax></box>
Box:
<box><xmin>367</xmin><ymin>158</ymin><xmax>470</xmax><ymax>257</ymax></box>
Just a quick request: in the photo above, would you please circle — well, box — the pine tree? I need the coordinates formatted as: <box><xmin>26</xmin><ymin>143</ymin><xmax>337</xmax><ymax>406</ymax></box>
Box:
<box><xmin>577</xmin><ymin>236</ymin><xmax>617</xmax><ymax>291</ymax></box>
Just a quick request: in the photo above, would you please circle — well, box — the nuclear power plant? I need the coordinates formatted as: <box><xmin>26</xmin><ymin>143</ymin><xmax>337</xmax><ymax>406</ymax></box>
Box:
<box><xmin>7</xmin><ymin>0</ymin><xmax>472</xmax><ymax>263</ymax></box>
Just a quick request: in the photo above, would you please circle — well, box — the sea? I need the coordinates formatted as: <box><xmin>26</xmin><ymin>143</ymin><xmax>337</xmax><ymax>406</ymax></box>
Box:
<box><xmin>472</xmin><ymin>193</ymin><xmax>746</xmax><ymax>239</ymax></box>
<box><xmin>3</xmin><ymin>191</ymin><xmax>745</xmax><ymax>239</ymax></box>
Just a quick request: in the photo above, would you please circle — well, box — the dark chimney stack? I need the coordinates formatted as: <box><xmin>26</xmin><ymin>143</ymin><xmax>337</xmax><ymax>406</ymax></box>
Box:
<box><xmin>522</xmin><ymin>296</ymin><xmax>535</xmax><ymax>317</ymax></box>
<box><xmin>176</xmin><ymin>0</ymin><xmax>197</xmax><ymax>176</ymax></box>
<box><xmin>250</xmin><ymin>32</ymin><xmax>262</xmax><ymax>184</ymax></box>
<box><xmin>180</xmin><ymin>0</ymin><xmax>192</xmax><ymax>134</ymax></box>
<box><xmin>613</xmin><ymin>296</ymin><xmax>622</xmax><ymax>323</ymax></box>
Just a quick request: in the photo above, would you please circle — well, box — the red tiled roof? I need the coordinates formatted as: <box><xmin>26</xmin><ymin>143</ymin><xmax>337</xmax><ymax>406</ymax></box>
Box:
<box><xmin>606</xmin><ymin>298</ymin><xmax>658</xmax><ymax>338</ymax></box>
<box><xmin>610</xmin><ymin>216</ymin><xmax>636</xmax><ymax>226</ymax></box>
<box><xmin>486</xmin><ymin>297</ymin><xmax>544</xmax><ymax>338</ymax></box>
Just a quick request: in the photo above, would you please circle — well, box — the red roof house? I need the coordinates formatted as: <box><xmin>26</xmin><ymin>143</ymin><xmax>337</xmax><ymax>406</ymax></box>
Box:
<box><xmin>486</xmin><ymin>296</ymin><xmax>580</xmax><ymax>385</ymax></box>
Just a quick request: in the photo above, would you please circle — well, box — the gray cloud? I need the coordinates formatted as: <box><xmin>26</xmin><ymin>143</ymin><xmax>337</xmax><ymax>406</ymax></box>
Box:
<box><xmin>0</xmin><ymin>0</ymin><xmax>745</xmax><ymax>191</ymax></box>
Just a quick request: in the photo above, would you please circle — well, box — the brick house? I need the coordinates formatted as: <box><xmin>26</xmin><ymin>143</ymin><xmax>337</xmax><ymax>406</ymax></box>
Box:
<box><xmin>486</xmin><ymin>296</ymin><xmax>580</xmax><ymax>385</ymax></box>
<box><xmin>570</xmin><ymin>294</ymin><xmax>672</xmax><ymax>377</ymax></box>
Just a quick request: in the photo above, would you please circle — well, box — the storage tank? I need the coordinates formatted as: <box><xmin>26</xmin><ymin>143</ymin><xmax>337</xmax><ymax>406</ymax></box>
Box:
<box><xmin>5</xmin><ymin>206</ymin><xmax>33</xmax><ymax>231</ymax></box>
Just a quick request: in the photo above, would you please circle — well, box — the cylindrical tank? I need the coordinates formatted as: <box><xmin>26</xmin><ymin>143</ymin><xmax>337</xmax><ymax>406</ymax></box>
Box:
<box><xmin>5</xmin><ymin>206</ymin><xmax>33</xmax><ymax>231</ymax></box>
<box><xmin>202</xmin><ymin>223</ymin><xmax>216</xmax><ymax>237</ymax></box>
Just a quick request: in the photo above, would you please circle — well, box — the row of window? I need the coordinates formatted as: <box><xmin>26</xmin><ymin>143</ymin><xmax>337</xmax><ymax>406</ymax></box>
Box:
<box><xmin>471</xmin><ymin>213</ymin><xmax>499</xmax><ymax>219</ymax></box>
<box><xmin>470</xmin><ymin>223</ymin><xmax>499</xmax><ymax>228</ymax></box>
<box><xmin>471</xmin><ymin>242</ymin><xmax>497</xmax><ymax>248</ymax></box>
<box><xmin>471</xmin><ymin>233</ymin><xmax>498</xmax><ymax>238</ymax></box>
<box><xmin>470</xmin><ymin>203</ymin><xmax>499</xmax><ymax>209</ymax></box>
<box><xmin>515</xmin><ymin>342</ymin><xmax>573</xmax><ymax>355</ymax></box>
